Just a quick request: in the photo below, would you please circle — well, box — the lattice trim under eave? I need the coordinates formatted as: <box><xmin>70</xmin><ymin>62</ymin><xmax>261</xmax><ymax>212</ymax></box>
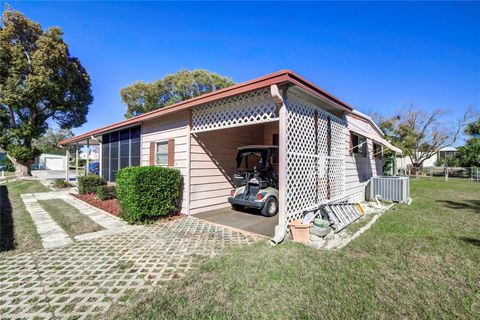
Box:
<box><xmin>191</xmin><ymin>88</ymin><xmax>278</xmax><ymax>133</ymax></box>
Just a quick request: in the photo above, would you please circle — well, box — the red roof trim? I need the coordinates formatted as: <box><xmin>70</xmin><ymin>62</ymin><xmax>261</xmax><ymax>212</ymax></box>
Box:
<box><xmin>60</xmin><ymin>70</ymin><xmax>354</xmax><ymax>145</ymax></box>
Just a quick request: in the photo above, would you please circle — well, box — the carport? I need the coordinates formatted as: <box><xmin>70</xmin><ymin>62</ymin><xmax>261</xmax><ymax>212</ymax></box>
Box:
<box><xmin>190</xmin><ymin>117</ymin><xmax>280</xmax><ymax>237</ymax></box>
<box><xmin>187</xmin><ymin>84</ymin><xmax>349</xmax><ymax>241</ymax></box>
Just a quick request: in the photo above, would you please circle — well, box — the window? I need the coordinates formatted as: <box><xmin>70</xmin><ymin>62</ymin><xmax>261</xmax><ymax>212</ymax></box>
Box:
<box><xmin>373</xmin><ymin>143</ymin><xmax>383</xmax><ymax>160</ymax></box>
<box><xmin>156</xmin><ymin>141</ymin><xmax>168</xmax><ymax>165</ymax></box>
<box><xmin>351</xmin><ymin>132</ymin><xmax>366</xmax><ymax>156</ymax></box>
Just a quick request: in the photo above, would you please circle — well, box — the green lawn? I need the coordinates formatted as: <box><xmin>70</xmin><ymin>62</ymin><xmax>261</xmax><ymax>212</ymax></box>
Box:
<box><xmin>39</xmin><ymin>199</ymin><xmax>105</xmax><ymax>238</ymax></box>
<box><xmin>110</xmin><ymin>178</ymin><xmax>480</xmax><ymax>319</ymax></box>
<box><xmin>0</xmin><ymin>180</ymin><xmax>48</xmax><ymax>256</ymax></box>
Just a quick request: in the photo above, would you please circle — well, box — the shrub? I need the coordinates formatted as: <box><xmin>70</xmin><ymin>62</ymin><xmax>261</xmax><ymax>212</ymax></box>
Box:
<box><xmin>96</xmin><ymin>185</ymin><xmax>116</xmax><ymax>201</ymax></box>
<box><xmin>77</xmin><ymin>174</ymin><xmax>105</xmax><ymax>194</ymax></box>
<box><xmin>0</xmin><ymin>157</ymin><xmax>15</xmax><ymax>172</ymax></box>
<box><xmin>116</xmin><ymin>166</ymin><xmax>182</xmax><ymax>224</ymax></box>
<box><xmin>52</xmin><ymin>179</ymin><xmax>73</xmax><ymax>189</ymax></box>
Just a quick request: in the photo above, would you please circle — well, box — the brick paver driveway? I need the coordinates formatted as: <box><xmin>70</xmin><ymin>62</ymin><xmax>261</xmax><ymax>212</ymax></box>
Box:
<box><xmin>0</xmin><ymin>217</ymin><xmax>260</xmax><ymax>319</ymax></box>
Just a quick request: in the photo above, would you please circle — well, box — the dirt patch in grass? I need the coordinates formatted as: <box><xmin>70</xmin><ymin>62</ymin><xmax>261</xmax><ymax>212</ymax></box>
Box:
<box><xmin>39</xmin><ymin>199</ymin><xmax>104</xmax><ymax>237</ymax></box>
<box><xmin>0</xmin><ymin>180</ymin><xmax>48</xmax><ymax>256</ymax></box>
<box><xmin>72</xmin><ymin>194</ymin><xmax>120</xmax><ymax>217</ymax></box>
<box><xmin>106</xmin><ymin>178</ymin><xmax>480</xmax><ymax>320</ymax></box>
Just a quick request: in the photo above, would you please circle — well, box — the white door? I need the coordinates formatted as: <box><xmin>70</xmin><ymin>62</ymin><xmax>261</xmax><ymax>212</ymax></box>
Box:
<box><xmin>45</xmin><ymin>157</ymin><xmax>64</xmax><ymax>170</ymax></box>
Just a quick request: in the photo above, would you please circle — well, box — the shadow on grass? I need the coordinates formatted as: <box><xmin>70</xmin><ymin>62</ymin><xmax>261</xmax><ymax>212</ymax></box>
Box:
<box><xmin>436</xmin><ymin>200</ymin><xmax>480</xmax><ymax>212</ymax></box>
<box><xmin>0</xmin><ymin>185</ymin><xmax>14</xmax><ymax>252</ymax></box>
<box><xmin>459</xmin><ymin>237</ymin><xmax>480</xmax><ymax>246</ymax></box>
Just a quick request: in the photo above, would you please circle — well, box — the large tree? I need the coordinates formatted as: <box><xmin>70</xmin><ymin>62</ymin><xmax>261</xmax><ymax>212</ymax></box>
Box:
<box><xmin>120</xmin><ymin>69</ymin><xmax>235</xmax><ymax>118</ymax></box>
<box><xmin>0</xmin><ymin>8</ymin><xmax>92</xmax><ymax>176</ymax></box>
<box><xmin>456</xmin><ymin>118</ymin><xmax>480</xmax><ymax>167</ymax></box>
<box><xmin>374</xmin><ymin>105</ymin><xmax>474</xmax><ymax>168</ymax></box>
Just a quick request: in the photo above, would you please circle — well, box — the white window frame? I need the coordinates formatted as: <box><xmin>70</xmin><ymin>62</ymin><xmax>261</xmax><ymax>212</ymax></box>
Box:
<box><xmin>156</xmin><ymin>141</ymin><xmax>168</xmax><ymax>166</ymax></box>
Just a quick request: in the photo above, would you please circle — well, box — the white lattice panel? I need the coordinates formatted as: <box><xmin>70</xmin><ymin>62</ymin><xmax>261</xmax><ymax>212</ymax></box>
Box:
<box><xmin>191</xmin><ymin>88</ymin><xmax>278</xmax><ymax>133</ymax></box>
<box><xmin>285</xmin><ymin>90</ymin><xmax>347</xmax><ymax>223</ymax></box>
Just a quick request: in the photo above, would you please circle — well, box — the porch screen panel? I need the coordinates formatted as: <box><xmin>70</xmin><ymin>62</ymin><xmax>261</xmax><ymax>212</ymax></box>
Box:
<box><xmin>119</xmin><ymin>129</ymin><xmax>130</xmax><ymax>169</ymax></box>
<box><xmin>285</xmin><ymin>90</ymin><xmax>347</xmax><ymax>223</ymax></box>
<box><xmin>110</xmin><ymin>131</ymin><xmax>119</xmax><ymax>181</ymax></box>
<box><xmin>130</xmin><ymin>126</ymin><xmax>141</xmax><ymax>166</ymax></box>
<box><xmin>191</xmin><ymin>88</ymin><xmax>278</xmax><ymax>133</ymax></box>
<box><xmin>101</xmin><ymin>125</ymin><xmax>141</xmax><ymax>182</ymax></box>
<box><xmin>102</xmin><ymin>133</ymin><xmax>110</xmax><ymax>180</ymax></box>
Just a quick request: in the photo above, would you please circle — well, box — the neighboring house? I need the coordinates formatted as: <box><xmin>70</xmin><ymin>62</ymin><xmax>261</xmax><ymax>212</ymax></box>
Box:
<box><xmin>35</xmin><ymin>154</ymin><xmax>67</xmax><ymax>170</ymax></box>
<box><xmin>60</xmin><ymin>70</ymin><xmax>401</xmax><ymax>233</ymax></box>
<box><xmin>396</xmin><ymin>146</ymin><xmax>458</xmax><ymax>170</ymax></box>
<box><xmin>79</xmin><ymin>147</ymin><xmax>100</xmax><ymax>161</ymax></box>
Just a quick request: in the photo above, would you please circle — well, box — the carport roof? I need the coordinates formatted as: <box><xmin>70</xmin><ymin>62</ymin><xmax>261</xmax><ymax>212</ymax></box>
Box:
<box><xmin>60</xmin><ymin>70</ymin><xmax>356</xmax><ymax>145</ymax></box>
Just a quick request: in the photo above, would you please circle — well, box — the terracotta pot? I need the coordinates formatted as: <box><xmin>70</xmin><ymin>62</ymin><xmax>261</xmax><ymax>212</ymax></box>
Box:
<box><xmin>289</xmin><ymin>220</ymin><xmax>312</xmax><ymax>243</ymax></box>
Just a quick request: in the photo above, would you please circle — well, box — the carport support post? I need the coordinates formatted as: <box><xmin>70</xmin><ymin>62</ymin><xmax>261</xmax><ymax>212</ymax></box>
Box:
<box><xmin>271</xmin><ymin>84</ymin><xmax>288</xmax><ymax>241</ymax></box>
<box><xmin>75</xmin><ymin>142</ymin><xmax>79</xmax><ymax>178</ymax></box>
<box><xmin>65</xmin><ymin>147</ymin><xmax>70</xmax><ymax>181</ymax></box>
<box><xmin>278</xmin><ymin>100</ymin><xmax>287</xmax><ymax>232</ymax></box>
<box><xmin>86</xmin><ymin>138</ymin><xmax>90</xmax><ymax>175</ymax></box>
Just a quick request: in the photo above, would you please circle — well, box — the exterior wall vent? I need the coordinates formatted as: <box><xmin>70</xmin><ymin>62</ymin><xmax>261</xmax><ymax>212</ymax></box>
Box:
<box><xmin>368</xmin><ymin>176</ymin><xmax>410</xmax><ymax>203</ymax></box>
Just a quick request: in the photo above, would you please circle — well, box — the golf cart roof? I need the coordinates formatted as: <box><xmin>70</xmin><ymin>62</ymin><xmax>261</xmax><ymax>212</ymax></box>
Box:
<box><xmin>237</xmin><ymin>145</ymin><xmax>279</xmax><ymax>150</ymax></box>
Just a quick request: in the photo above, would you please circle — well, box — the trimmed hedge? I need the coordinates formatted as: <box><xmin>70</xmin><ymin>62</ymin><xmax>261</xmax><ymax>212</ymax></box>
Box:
<box><xmin>78</xmin><ymin>174</ymin><xmax>106</xmax><ymax>194</ymax></box>
<box><xmin>96</xmin><ymin>185</ymin><xmax>116</xmax><ymax>200</ymax></box>
<box><xmin>116</xmin><ymin>166</ymin><xmax>182</xmax><ymax>224</ymax></box>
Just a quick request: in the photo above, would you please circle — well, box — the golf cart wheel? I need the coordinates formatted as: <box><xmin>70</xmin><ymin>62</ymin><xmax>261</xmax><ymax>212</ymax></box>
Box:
<box><xmin>261</xmin><ymin>197</ymin><xmax>278</xmax><ymax>217</ymax></box>
<box><xmin>231</xmin><ymin>204</ymin><xmax>243</xmax><ymax>211</ymax></box>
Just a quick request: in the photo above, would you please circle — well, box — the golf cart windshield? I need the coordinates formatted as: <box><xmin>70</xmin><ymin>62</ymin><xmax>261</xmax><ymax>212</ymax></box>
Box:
<box><xmin>236</xmin><ymin>151</ymin><xmax>264</xmax><ymax>171</ymax></box>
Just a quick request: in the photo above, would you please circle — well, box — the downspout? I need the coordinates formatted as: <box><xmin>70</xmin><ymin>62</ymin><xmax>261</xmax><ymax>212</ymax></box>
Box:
<box><xmin>270</xmin><ymin>84</ymin><xmax>287</xmax><ymax>245</ymax></box>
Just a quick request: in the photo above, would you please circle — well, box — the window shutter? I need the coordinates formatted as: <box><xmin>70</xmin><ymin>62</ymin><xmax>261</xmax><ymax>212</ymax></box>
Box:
<box><xmin>168</xmin><ymin>139</ymin><xmax>175</xmax><ymax>167</ymax></box>
<box><xmin>371</xmin><ymin>142</ymin><xmax>375</xmax><ymax>160</ymax></box>
<box><xmin>150</xmin><ymin>142</ymin><xmax>155</xmax><ymax>166</ymax></box>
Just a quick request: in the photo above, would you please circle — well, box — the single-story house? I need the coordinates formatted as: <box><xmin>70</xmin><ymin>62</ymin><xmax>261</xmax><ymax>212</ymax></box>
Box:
<box><xmin>60</xmin><ymin>70</ymin><xmax>401</xmax><ymax>238</ymax></box>
<box><xmin>396</xmin><ymin>146</ymin><xmax>458</xmax><ymax>171</ymax></box>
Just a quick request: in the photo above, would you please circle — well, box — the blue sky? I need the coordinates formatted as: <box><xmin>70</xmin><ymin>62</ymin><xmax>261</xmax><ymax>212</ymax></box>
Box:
<box><xmin>4</xmin><ymin>1</ymin><xmax>480</xmax><ymax>143</ymax></box>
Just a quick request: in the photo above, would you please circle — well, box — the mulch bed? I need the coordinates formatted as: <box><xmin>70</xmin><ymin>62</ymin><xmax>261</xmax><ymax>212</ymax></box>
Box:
<box><xmin>71</xmin><ymin>193</ymin><xmax>186</xmax><ymax>223</ymax></box>
<box><xmin>72</xmin><ymin>193</ymin><xmax>120</xmax><ymax>217</ymax></box>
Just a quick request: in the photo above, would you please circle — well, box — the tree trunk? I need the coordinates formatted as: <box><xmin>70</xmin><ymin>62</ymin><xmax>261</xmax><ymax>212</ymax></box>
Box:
<box><xmin>6</xmin><ymin>154</ymin><xmax>32</xmax><ymax>177</ymax></box>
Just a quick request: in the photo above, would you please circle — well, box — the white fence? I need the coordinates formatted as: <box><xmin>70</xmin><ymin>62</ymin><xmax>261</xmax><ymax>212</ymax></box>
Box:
<box><xmin>401</xmin><ymin>166</ymin><xmax>479</xmax><ymax>181</ymax></box>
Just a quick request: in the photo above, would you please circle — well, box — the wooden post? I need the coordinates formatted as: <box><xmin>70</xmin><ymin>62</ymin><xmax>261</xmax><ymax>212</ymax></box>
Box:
<box><xmin>86</xmin><ymin>138</ymin><xmax>90</xmax><ymax>175</ymax></box>
<box><xmin>391</xmin><ymin>152</ymin><xmax>395</xmax><ymax>176</ymax></box>
<box><xmin>65</xmin><ymin>147</ymin><xmax>70</xmax><ymax>181</ymax></box>
<box><xmin>75</xmin><ymin>142</ymin><xmax>79</xmax><ymax>179</ymax></box>
<box><xmin>278</xmin><ymin>91</ymin><xmax>288</xmax><ymax>232</ymax></box>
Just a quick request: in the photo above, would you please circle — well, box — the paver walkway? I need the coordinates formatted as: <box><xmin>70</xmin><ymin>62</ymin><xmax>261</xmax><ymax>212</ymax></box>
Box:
<box><xmin>0</xmin><ymin>216</ymin><xmax>260</xmax><ymax>319</ymax></box>
<box><xmin>21</xmin><ymin>193</ymin><xmax>72</xmax><ymax>248</ymax></box>
<box><xmin>21</xmin><ymin>191</ymin><xmax>133</xmax><ymax>247</ymax></box>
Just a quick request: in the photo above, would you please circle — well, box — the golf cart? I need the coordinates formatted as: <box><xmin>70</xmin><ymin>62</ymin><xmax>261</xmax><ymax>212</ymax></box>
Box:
<box><xmin>228</xmin><ymin>145</ymin><xmax>279</xmax><ymax>217</ymax></box>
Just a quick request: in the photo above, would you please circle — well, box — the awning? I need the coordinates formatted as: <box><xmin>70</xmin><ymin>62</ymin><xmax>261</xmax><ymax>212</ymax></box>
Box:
<box><xmin>349</xmin><ymin>128</ymin><xmax>403</xmax><ymax>154</ymax></box>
